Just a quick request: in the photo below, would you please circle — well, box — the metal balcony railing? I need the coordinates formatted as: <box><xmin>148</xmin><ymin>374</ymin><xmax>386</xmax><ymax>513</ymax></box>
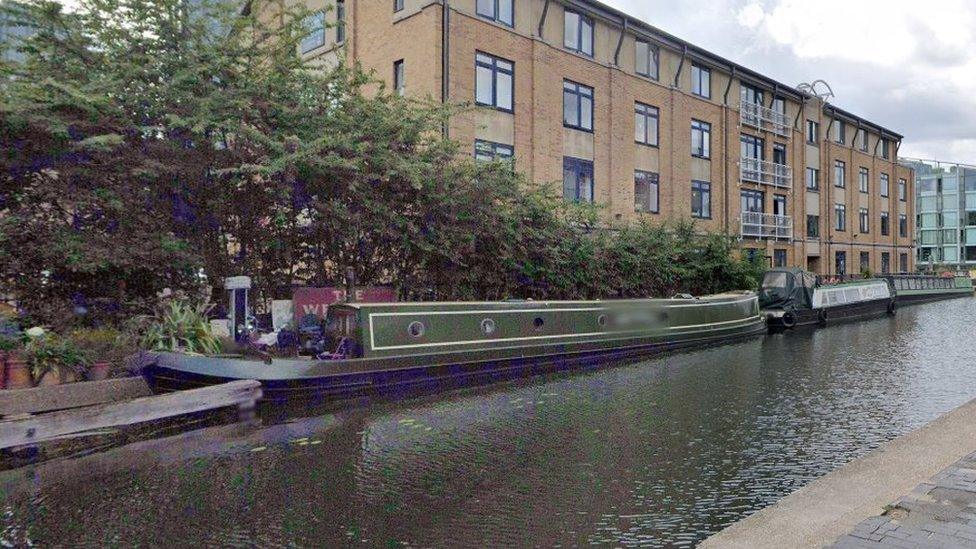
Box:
<box><xmin>740</xmin><ymin>157</ymin><xmax>792</xmax><ymax>188</ymax></box>
<box><xmin>740</xmin><ymin>100</ymin><xmax>791</xmax><ymax>137</ymax></box>
<box><xmin>741</xmin><ymin>212</ymin><xmax>793</xmax><ymax>240</ymax></box>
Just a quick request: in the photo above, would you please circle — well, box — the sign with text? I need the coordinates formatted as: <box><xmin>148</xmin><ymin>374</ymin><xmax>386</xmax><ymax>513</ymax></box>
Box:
<box><xmin>292</xmin><ymin>286</ymin><xmax>396</xmax><ymax>320</ymax></box>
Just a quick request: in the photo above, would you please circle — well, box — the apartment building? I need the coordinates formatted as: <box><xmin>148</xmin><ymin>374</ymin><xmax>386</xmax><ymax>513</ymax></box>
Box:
<box><xmin>902</xmin><ymin>158</ymin><xmax>976</xmax><ymax>271</ymax></box>
<box><xmin>258</xmin><ymin>0</ymin><xmax>916</xmax><ymax>276</ymax></box>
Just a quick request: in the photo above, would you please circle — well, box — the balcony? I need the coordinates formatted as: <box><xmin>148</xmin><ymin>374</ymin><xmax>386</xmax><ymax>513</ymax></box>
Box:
<box><xmin>741</xmin><ymin>212</ymin><xmax>793</xmax><ymax>240</ymax></box>
<box><xmin>740</xmin><ymin>157</ymin><xmax>792</xmax><ymax>189</ymax></box>
<box><xmin>740</xmin><ymin>100</ymin><xmax>791</xmax><ymax>137</ymax></box>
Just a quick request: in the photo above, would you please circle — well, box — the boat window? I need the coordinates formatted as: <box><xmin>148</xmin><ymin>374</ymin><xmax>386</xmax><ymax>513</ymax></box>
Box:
<box><xmin>533</xmin><ymin>317</ymin><xmax>545</xmax><ymax>330</ymax></box>
<box><xmin>481</xmin><ymin>318</ymin><xmax>496</xmax><ymax>335</ymax></box>
<box><xmin>407</xmin><ymin>321</ymin><xmax>426</xmax><ymax>338</ymax></box>
<box><xmin>845</xmin><ymin>288</ymin><xmax>860</xmax><ymax>302</ymax></box>
<box><xmin>762</xmin><ymin>272</ymin><xmax>789</xmax><ymax>289</ymax></box>
<box><xmin>597</xmin><ymin>314</ymin><xmax>608</xmax><ymax>327</ymax></box>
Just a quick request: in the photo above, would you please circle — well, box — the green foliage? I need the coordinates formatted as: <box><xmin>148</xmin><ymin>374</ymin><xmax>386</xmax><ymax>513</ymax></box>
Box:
<box><xmin>68</xmin><ymin>327</ymin><xmax>136</xmax><ymax>365</ymax></box>
<box><xmin>0</xmin><ymin>0</ymin><xmax>765</xmax><ymax>327</ymax></box>
<box><xmin>25</xmin><ymin>333</ymin><xmax>89</xmax><ymax>381</ymax></box>
<box><xmin>141</xmin><ymin>299</ymin><xmax>221</xmax><ymax>354</ymax></box>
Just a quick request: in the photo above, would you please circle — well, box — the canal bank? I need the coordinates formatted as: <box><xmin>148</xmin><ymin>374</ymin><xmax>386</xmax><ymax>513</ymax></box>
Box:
<box><xmin>701</xmin><ymin>395</ymin><xmax>976</xmax><ymax>548</ymax></box>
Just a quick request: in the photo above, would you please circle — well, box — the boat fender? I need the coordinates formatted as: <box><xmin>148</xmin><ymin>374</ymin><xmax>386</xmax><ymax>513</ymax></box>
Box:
<box><xmin>818</xmin><ymin>309</ymin><xmax>828</xmax><ymax>326</ymax></box>
<box><xmin>781</xmin><ymin>311</ymin><xmax>797</xmax><ymax>329</ymax></box>
<box><xmin>887</xmin><ymin>300</ymin><xmax>897</xmax><ymax>315</ymax></box>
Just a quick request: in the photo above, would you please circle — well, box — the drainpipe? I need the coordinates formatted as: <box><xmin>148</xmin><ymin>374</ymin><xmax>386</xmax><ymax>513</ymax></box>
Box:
<box><xmin>723</xmin><ymin>67</ymin><xmax>735</xmax><ymax>235</ymax></box>
<box><xmin>538</xmin><ymin>0</ymin><xmax>550</xmax><ymax>38</ymax></box>
<box><xmin>441</xmin><ymin>0</ymin><xmax>450</xmax><ymax>138</ymax></box>
<box><xmin>673</xmin><ymin>45</ymin><xmax>687</xmax><ymax>88</ymax></box>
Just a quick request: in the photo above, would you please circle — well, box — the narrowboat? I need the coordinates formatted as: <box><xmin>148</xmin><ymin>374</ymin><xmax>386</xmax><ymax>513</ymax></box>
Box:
<box><xmin>881</xmin><ymin>274</ymin><xmax>974</xmax><ymax>305</ymax></box>
<box><xmin>142</xmin><ymin>292</ymin><xmax>766</xmax><ymax>402</ymax></box>
<box><xmin>759</xmin><ymin>268</ymin><xmax>895</xmax><ymax>331</ymax></box>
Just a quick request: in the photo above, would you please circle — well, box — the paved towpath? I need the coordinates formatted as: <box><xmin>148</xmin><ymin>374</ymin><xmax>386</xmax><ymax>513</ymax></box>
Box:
<box><xmin>701</xmin><ymin>397</ymin><xmax>976</xmax><ymax>548</ymax></box>
<box><xmin>832</xmin><ymin>451</ymin><xmax>976</xmax><ymax>548</ymax></box>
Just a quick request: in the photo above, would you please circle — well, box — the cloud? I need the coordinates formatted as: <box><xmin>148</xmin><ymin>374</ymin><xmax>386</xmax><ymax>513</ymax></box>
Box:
<box><xmin>600</xmin><ymin>0</ymin><xmax>976</xmax><ymax>162</ymax></box>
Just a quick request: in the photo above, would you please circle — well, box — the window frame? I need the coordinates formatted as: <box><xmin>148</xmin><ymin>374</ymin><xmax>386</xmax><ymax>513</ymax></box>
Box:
<box><xmin>807</xmin><ymin>214</ymin><xmax>820</xmax><ymax>239</ymax></box>
<box><xmin>475</xmin><ymin>52</ymin><xmax>515</xmax><ymax>113</ymax></box>
<box><xmin>899</xmin><ymin>214</ymin><xmax>908</xmax><ymax>238</ymax></box>
<box><xmin>806</xmin><ymin>167</ymin><xmax>820</xmax><ymax>192</ymax></box>
<box><xmin>859</xmin><ymin>207</ymin><xmax>870</xmax><ymax>234</ymax></box>
<box><xmin>691</xmin><ymin>119</ymin><xmax>711</xmax><ymax>159</ymax></box>
<box><xmin>880</xmin><ymin>173</ymin><xmax>890</xmax><ymax>198</ymax></box>
<box><xmin>691</xmin><ymin>180</ymin><xmax>712</xmax><ymax>219</ymax></box>
<box><xmin>336</xmin><ymin>1</ymin><xmax>346</xmax><ymax>43</ymax></box>
<box><xmin>835</xmin><ymin>203</ymin><xmax>847</xmax><ymax>232</ymax></box>
<box><xmin>474</xmin><ymin>140</ymin><xmax>515</xmax><ymax>163</ymax></box>
<box><xmin>563</xmin><ymin>156</ymin><xmax>595</xmax><ymax>203</ymax></box>
<box><xmin>806</xmin><ymin>120</ymin><xmax>819</xmax><ymax>144</ymax></box>
<box><xmin>634</xmin><ymin>170</ymin><xmax>660</xmax><ymax>214</ymax></box>
<box><xmin>858</xmin><ymin>167</ymin><xmax>869</xmax><ymax>194</ymax></box>
<box><xmin>563</xmin><ymin>80</ymin><xmax>594</xmax><ymax>132</ymax></box>
<box><xmin>300</xmin><ymin>10</ymin><xmax>326</xmax><ymax>54</ymax></box>
<box><xmin>394</xmin><ymin>0</ymin><xmax>404</xmax><ymax>12</ymax></box>
<box><xmin>834</xmin><ymin>160</ymin><xmax>846</xmax><ymax>188</ymax></box>
<box><xmin>881</xmin><ymin>211</ymin><xmax>890</xmax><ymax>236</ymax></box>
<box><xmin>635</xmin><ymin>40</ymin><xmax>659</xmax><ymax>80</ymax></box>
<box><xmin>634</xmin><ymin>102</ymin><xmax>659</xmax><ymax>147</ymax></box>
<box><xmin>563</xmin><ymin>10</ymin><xmax>594</xmax><ymax>57</ymax></box>
<box><xmin>393</xmin><ymin>59</ymin><xmax>405</xmax><ymax>95</ymax></box>
<box><xmin>858</xmin><ymin>128</ymin><xmax>869</xmax><ymax>152</ymax></box>
<box><xmin>835</xmin><ymin>120</ymin><xmax>846</xmax><ymax>144</ymax></box>
<box><xmin>476</xmin><ymin>0</ymin><xmax>514</xmax><ymax>27</ymax></box>
<box><xmin>691</xmin><ymin>63</ymin><xmax>711</xmax><ymax>99</ymax></box>
<box><xmin>898</xmin><ymin>178</ymin><xmax>907</xmax><ymax>202</ymax></box>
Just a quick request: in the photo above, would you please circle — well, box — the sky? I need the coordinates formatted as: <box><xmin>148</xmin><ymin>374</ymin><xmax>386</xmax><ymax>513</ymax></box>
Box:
<box><xmin>601</xmin><ymin>0</ymin><xmax>976</xmax><ymax>163</ymax></box>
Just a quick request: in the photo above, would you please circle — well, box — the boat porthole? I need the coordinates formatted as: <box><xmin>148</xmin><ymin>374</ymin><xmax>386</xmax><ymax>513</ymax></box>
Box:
<box><xmin>533</xmin><ymin>317</ymin><xmax>545</xmax><ymax>331</ymax></box>
<box><xmin>481</xmin><ymin>318</ymin><xmax>496</xmax><ymax>335</ymax></box>
<box><xmin>597</xmin><ymin>314</ymin><xmax>608</xmax><ymax>327</ymax></box>
<box><xmin>407</xmin><ymin>321</ymin><xmax>425</xmax><ymax>338</ymax></box>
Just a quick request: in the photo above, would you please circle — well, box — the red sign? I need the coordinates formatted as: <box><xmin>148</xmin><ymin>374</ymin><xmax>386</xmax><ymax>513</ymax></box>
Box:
<box><xmin>292</xmin><ymin>286</ymin><xmax>396</xmax><ymax>319</ymax></box>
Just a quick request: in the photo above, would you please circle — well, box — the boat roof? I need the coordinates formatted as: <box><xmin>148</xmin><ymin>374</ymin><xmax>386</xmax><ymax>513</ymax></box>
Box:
<box><xmin>331</xmin><ymin>294</ymin><xmax>754</xmax><ymax>310</ymax></box>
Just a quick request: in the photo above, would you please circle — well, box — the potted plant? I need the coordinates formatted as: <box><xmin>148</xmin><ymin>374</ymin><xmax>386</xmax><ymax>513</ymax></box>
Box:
<box><xmin>69</xmin><ymin>327</ymin><xmax>136</xmax><ymax>380</ymax></box>
<box><xmin>140</xmin><ymin>299</ymin><xmax>221</xmax><ymax>355</ymax></box>
<box><xmin>26</xmin><ymin>332</ymin><xmax>89</xmax><ymax>386</ymax></box>
<box><xmin>0</xmin><ymin>319</ymin><xmax>24</xmax><ymax>389</ymax></box>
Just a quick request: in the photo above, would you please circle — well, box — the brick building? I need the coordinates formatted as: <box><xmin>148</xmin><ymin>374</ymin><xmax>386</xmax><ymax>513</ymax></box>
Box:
<box><xmin>258</xmin><ymin>0</ymin><xmax>917</xmax><ymax>275</ymax></box>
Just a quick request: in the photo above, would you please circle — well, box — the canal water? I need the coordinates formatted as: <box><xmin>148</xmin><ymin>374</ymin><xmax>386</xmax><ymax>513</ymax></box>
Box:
<box><xmin>3</xmin><ymin>298</ymin><xmax>976</xmax><ymax>547</ymax></box>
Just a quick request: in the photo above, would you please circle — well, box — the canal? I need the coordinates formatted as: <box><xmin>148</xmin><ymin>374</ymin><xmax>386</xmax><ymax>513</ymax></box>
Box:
<box><xmin>2</xmin><ymin>298</ymin><xmax>976</xmax><ymax>547</ymax></box>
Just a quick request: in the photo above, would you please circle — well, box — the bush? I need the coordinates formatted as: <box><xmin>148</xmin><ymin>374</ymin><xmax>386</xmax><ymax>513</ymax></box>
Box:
<box><xmin>68</xmin><ymin>327</ymin><xmax>137</xmax><ymax>368</ymax></box>
<box><xmin>140</xmin><ymin>299</ymin><xmax>221</xmax><ymax>355</ymax></box>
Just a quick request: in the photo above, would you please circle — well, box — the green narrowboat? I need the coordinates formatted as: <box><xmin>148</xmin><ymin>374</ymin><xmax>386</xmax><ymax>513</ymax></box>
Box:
<box><xmin>143</xmin><ymin>292</ymin><xmax>766</xmax><ymax>402</ymax></box>
<box><xmin>882</xmin><ymin>275</ymin><xmax>974</xmax><ymax>305</ymax></box>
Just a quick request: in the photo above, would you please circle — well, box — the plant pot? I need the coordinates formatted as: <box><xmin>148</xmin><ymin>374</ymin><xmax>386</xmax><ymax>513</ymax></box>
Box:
<box><xmin>0</xmin><ymin>351</ymin><xmax>6</xmax><ymax>390</ymax></box>
<box><xmin>5</xmin><ymin>357</ymin><xmax>33</xmax><ymax>390</ymax></box>
<box><xmin>88</xmin><ymin>361</ymin><xmax>111</xmax><ymax>381</ymax></box>
<box><xmin>36</xmin><ymin>368</ymin><xmax>80</xmax><ymax>386</ymax></box>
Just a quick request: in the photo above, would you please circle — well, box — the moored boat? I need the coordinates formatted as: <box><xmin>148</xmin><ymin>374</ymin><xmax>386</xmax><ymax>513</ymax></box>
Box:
<box><xmin>882</xmin><ymin>274</ymin><xmax>974</xmax><ymax>305</ymax></box>
<box><xmin>142</xmin><ymin>292</ymin><xmax>766</xmax><ymax>402</ymax></box>
<box><xmin>759</xmin><ymin>268</ymin><xmax>895</xmax><ymax>331</ymax></box>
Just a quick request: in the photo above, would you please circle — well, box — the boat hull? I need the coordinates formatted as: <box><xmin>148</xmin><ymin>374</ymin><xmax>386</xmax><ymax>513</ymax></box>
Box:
<box><xmin>142</xmin><ymin>318</ymin><xmax>766</xmax><ymax>404</ymax></box>
<box><xmin>894</xmin><ymin>289</ymin><xmax>973</xmax><ymax>306</ymax></box>
<box><xmin>765</xmin><ymin>297</ymin><xmax>894</xmax><ymax>331</ymax></box>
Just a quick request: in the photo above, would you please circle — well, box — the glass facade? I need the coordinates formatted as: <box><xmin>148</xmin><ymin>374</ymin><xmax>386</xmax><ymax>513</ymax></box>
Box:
<box><xmin>904</xmin><ymin>159</ymin><xmax>976</xmax><ymax>270</ymax></box>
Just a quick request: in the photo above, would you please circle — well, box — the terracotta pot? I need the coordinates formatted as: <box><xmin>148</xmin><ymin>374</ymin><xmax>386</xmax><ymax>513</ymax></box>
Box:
<box><xmin>0</xmin><ymin>351</ymin><xmax>6</xmax><ymax>390</ymax></box>
<box><xmin>36</xmin><ymin>368</ymin><xmax>80</xmax><ymax>386</ymax></box>
<box><xmin>5</xmin><ymin>356</ymin><xmax>33</xmax><ymax>390</ymax></box>
<box><xmin>88</xmin><ymin>361</ymin><xmax>111</xmax><ymax>381</ymax></box>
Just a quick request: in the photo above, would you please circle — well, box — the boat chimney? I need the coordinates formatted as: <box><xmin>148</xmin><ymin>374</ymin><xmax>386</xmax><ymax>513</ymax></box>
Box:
<box><xmin>345</xmin><ymin>267</ymin><xmax>356</xmax><ymax>303</ymax></box>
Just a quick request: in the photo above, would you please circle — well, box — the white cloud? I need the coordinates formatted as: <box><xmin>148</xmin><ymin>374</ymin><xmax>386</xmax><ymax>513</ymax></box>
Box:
<box><xmin>601</xmin><ymin>0</ymin><xmax>976</xmax><ymax>162</ymax></box>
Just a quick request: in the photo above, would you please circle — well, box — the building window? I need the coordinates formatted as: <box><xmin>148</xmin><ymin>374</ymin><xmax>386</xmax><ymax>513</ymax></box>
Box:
<box><xmin>834</xmin><ymin>160</ymin><xmax>846</xmax><ymax>188</ymax></box>
<box><xmin>635</xmin><ymin>40</ymin><xmax>659</xmax><ymax>80</ymax></box>
<box><xmin>394</xmin><ymin>0</ymin><xmax>404</xmax><ymax>12</ymax></box>
<box><xmin>899</xmin><ymin>214</ymin><xmax>908</xmax><ymax>237</ymax></box>
<box><xmin>476</xmin><ymin>0</ymin><xmax>514</xmax><ymax>27</ymax></box>
<box><xmin>774</xmin><ymin>249</ymin><xmax>787</xmax><ymax>267</ymax></box>
<box><xmin>881</xmin><ymin>139</ymin><xmax>890</xmax><ymax>159</ymax></box>
<box><xmin>691</xmin><ymin>64</ymin><xmax>710</xmax><ymax>99</ymax></box>
<box><xmin>741</xmin><ymin>84</ymin><xmax>764</xmax><ymax>106</ymax></box>
<box><xmin>563</xmin><ymin>157</ymin><xmax>594</xmax><ymax>203</ymax></box>
<box><xmin>806</xmin><ymin>120</ymin><xmax>819</xmax><ymax>144</ymax></box>
<box><xmin>393</xmin><ymin>59</ymin><xmax>405</xmax><ymax>95</ymax></box>
<box><xmin>634</xmin><ymin>170</ymin><xmax>659</xmax><ymax>213</ymax></box>
<box><xmin>564</xmin><ymin>10</ymin><xmax>593</xmax><ymax>56</ymax></box>
<box><xmin>860</xmin><ymin>252</ymin><xmax>870</xmax><ymax>273</ymax></box>
<box><xmin>858</xmin><ymin>128</ymin><xmax>869</xmax><ymax>152</ymax></box>
<box><xmin>881</xmin><ymin>212</ymin><xmax>890</xmax><ymax>236</ymax></box>
<box><xmin>858</xmin><ymin>167</ymin><xmax>869</xmax><ymax>193</ymax></box>
<box><xmin>692</xmin><ymin>180</ymin><xmax>711</xmax><ymax>218</ymax></box>
<box><xmin>741</xmin><ymin>133</ymin><xmax>764</xmax><ymax>161</ymax></box>
<box><xmin>835</xmin><ymin>251</ymin><xmax>847</xmax><ymax>275</ymax></box>
<box><xmin>807</xmin><ymin>214</ymin><xmax>820</xmax><ymax>238</ymax></box>
<box><xmin>635</xmin><ymin>102</ymin><xmax>659</xmax><ymax>146</ymax></box>
<box><xmin>880</xmin><ymin>173</ymin><xmax>890</xmax><ymax>197</ymax></box>
<box><xmin>899</xmin><ymin>253</ymin><xmax>908</xmax><ymax>273</ymax></box>
<box><xmin>691</xmin><ymin>120</ymin><xmax>711</xmax><ymax>159</ymax></box>
<box><xmin>475</xmin><ymin>140</ymin><xmax>514</xmax><ymax>163</ymax></box>
<box><xmin>301</xmin><ymin>11</ymin><xmax>326</xmax><ymax>53</ymax></box>
<box><xmin>336</xmin><ymin>1</ymin><xmax>346</xmax><ymax>42</ymax></box>
<box><xmin>899</xmin><ymin>178</ymin><xmax>907</xmax><ymax>201</ymax></box>
<box><xmin>835</xmin><ymin>120</ymin><xmax>846</xmax><ymax>144</ymax></box>
<box><xmin>881</xmin><ymin>252</ymin><xmax>891</xmax><ymax>274</ymax></box>
<box><xmin>806</xmin><ymin>168</ymin><xmax>820</xmax><ymax>191</ymax></box>
<box><xmin>835</xmin><ymin>204</ymin><xmax>846</xmax><ymax>231</ymax></box>
<box><xmin>563</xmin><ymin>80</ymin><xmax>593</xmax><ymax>131</ymax></box>
<box><xmin>859</xmin><ymin>208</ymin><xmax>870</xmax><ymax>233</ymax></box>
<box><xmin>475</xmin><ymin>52</ymin><xmax>514</xmax><ymax>112</ymax></box>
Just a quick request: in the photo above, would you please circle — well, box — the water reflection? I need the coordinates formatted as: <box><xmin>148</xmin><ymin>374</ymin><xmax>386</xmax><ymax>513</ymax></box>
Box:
<box><xmin>2</xmin><ymin>299</ymin><xmax>975</xmax><ymax>547</ymax></box>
